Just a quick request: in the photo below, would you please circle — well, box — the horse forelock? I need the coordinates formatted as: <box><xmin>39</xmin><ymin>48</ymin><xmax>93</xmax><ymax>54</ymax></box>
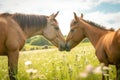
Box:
<box><xmin>12</xmin><ymin>13</ymin><xmax>47</xmax><ymax>30</ymax></box>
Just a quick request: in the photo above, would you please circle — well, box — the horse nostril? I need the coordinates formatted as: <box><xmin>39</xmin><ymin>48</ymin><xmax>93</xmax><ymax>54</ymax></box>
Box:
<box><xmin>59</xmin><ymin>43</ymin><xmax>66</xmax><ymax>51</ymax></box>
<box><xmin>65</xmin><ymin>43</ymin><xmax>71</xmax><ymax>52</ymax></box>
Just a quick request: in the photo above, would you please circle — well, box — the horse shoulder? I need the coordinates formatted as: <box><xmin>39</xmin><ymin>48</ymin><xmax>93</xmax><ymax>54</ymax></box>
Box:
<box><xmin>103</xmin><ymin>32</ymin><xmax>115</xmax><ymax>50</ymax></box>
<box><xmin>95</xmin><ymin>35</ymin><xmax>109</xmax><ymax>65</ymax></box>
<box><xmin>0</xmin><ymin>17</ymin><xmax>9</xmax><ymax>54</ymax></box>
<box><xmin>5</xmin><ymin>18</ymin><xmax>26</xmax><ymax>51</ymax></box>
<box><xmin>102</xmin><ymin>32</ymin><xmax>120</xmax><ymax>64</ymax></box>
<box><xmin>95</xmin><ymin>32</ymin><xmax>115</xmax><ymax>65</ymax></box>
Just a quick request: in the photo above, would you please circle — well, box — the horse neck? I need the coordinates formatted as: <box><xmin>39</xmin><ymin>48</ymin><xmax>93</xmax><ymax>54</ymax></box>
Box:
<box><xmin>82</xmin><ymin>21</ymin><xmax>108</xmax><ymax>47</ymax></box>
<box><xmin>11</xmin><ymin>13</ymin><xmax>47</xmax><ymax>39</ymax></box>
<box><xmin>22</xmin><ymin>27</ymin><xmax>43</xmax><ymax>38</ymax></box>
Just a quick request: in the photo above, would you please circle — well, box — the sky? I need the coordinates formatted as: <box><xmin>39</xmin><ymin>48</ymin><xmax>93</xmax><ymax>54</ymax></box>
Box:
<box><xmin>0</xmin><ymin>0</ymin><xmax>120</xmax><ymax>35</ymax></box>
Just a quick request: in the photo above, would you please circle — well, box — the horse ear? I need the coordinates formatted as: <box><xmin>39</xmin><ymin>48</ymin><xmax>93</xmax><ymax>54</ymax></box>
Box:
<box><xmin>54</xmin><ymin>11</ymin><xmax>59</xmax><ymax>18</ymax></box>
<box><xmin>81</xmin><ymin>13</ymin><xmax>83</xmax><ymax>19</ymax></box>
<box><xmin>73</xmin><ymin>12</ymin><xmax>79</xmax><ymax>22</ymax></box>
<box><xmin>49</xmin><ymin>13</ymin><xmax>54</xmax><ymax>20</ymax></box>
<box><xmin>49</xmin><ymin>11</ymin><xmax>59</xmax><ymax>20</ymax></box>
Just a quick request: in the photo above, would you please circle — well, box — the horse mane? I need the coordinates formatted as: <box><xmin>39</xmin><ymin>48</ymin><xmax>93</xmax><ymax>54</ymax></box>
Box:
<box><xmin>11</xmin><ymin>13</ymin><xmax>47</xmax><ymax>30</ymax></box>
<box><xmin>0</xmin><ymin>13</ymin><xmax>11</xmax><ymax>16</ymax></box>
<box><xmin>83</xmin><ymin>20</ymin><xmax>114</xmax><ymax>31</ymax></box>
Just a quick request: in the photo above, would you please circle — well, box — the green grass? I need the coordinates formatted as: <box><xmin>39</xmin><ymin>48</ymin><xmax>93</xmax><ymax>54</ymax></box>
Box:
<box><xmin>0</xmin><ymin>42</ymin><xmax>116</xmax><ymax>80</ymax></box>
<box><xmin>22</xmin><ymin>43</ymin><xmax>55</xmax><ymax>51</ymax></box>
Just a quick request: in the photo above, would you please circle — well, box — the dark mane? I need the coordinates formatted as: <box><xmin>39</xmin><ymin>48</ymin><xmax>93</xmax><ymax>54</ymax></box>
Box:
<box><xmin>83</xmin><ymin>20</ymin><xmax>114</xmax><ymax>31</ymax></box>
<box><xmin>0</xmin><ymin>13</ymin><xmax>11</xmax><ymax>16</ymax></box>
<box><xmin>12</xmin><ymin>13</ymin><xmax>47</xmax><ymax>30</ymax></box>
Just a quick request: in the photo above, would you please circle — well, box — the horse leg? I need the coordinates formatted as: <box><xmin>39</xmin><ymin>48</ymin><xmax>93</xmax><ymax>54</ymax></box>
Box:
<box><xmin>96</xmin><ymin>50</ymin><xmax>109</xmax><ymax>80</ymax></box>
<box><xmin>102</xmin><ymin>65</ymin><xmax>109</xmax><ymax>80</ymax></box>
<box><xmin>116</xmin><ymin>65</ymin><xmax>120</xmax><ymax>80</ymax></box>
<box><xmin>8</xmin><ymin>50</ymin><xmax>19</xmax><ymax>80</ymax></box>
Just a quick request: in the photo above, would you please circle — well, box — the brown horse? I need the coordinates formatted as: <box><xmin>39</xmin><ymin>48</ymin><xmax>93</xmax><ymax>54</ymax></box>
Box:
<box><xmin>0</xmin><ymin>12</ymin><xmax>65</xmax><ymax>80</ymax></box>
<box><xmin>66</xmin><ymin>13</ymin><xmax>120</xmax><ymax>80</ymax></box>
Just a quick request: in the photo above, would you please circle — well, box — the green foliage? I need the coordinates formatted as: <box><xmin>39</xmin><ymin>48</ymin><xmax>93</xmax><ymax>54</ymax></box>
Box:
<box><xmin>82</xmin><ymin>38</ymin><xmax>90</xmax><ymax>43</ymax></box>
<box><xmin>26</xmin><ymin>36</ymin><xmax>52</xmax><ymax>46</ymax></box>
<box><xmin>26</xmin><ymin>36</ymin><xmax>37</xmax><ymax>43</ymax></box>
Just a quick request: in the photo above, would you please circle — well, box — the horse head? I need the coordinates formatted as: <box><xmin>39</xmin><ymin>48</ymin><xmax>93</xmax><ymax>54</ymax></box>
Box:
<box><xmin>42</xmin><ymin>12</ymin><xmax>66</xmax><ymax>51</ymax></box>
<box><xmin>66</xmin><ymin>13</ymin><xmax>85</xmax><ymax>51</ymax></box>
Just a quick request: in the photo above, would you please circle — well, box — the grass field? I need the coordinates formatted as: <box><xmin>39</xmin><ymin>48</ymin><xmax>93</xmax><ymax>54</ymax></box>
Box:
<box><xmin>0</xmin><ymin>42</ymin><xmax>116</xmax><ymax>80</ymax></box>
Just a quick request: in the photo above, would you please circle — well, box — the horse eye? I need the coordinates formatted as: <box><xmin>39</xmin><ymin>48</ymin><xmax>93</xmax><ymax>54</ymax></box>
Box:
<box><xmin>73</xmin><ymin>21</ymin><xmax>78</xmax><ymax>25</ymax></box>
<box><xmin>54</xmin><ymin>27</ymin><xmax>59</xmax><ymax>30</ymax></box>
<box><xmin>73</xmin><ymin>21</ymin><xmax>77</xmax><ymax>24</ymax></box>
<box><xmin>70</xmin><ymin>29</ymin><xmax>74</xmax><ymax>32</ymax></box>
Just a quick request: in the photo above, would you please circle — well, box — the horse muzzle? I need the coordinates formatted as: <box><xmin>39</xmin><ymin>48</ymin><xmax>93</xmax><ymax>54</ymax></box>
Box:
<box><xmin>65</xmin><ymin>43</ymin><xmax>71</xmax><ymax>52</ymax></box>
<box><xmin>58</xmin><ymin>42</ymin><xmax>66</xmax><ymax>51</ymax></box>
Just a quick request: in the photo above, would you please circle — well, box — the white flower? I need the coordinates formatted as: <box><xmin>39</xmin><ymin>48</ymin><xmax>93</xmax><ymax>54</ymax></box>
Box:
<box><xmin>103</xmin><ymin>66</ymin><xmax>111</xmax><ymax>70</ymax></box>
<box><xmin>103</xmin><ymin>73</ymin><xmax>109</xmax><ymax>76</ymax></box>
<box><xmin>25</xmin><ymin>61</ymin><xmax>32</xmax><ymax>66</ymax></box>
<box><xmin>79</xmin><ymin>72</ymin><xmax>88</xmax><ymax>78</ymax></box>
<box><xmin>26</xmin><ymin>69</ymin><xmax>38</xmax><ymax>74</ymax></box>
<box><xmin>93</xmin><ymin>66</ymin><xmax>102</xmax><ymax>74</ymax></box>
<box><xmin>85</xmin><ymin>64</ymin><xmax>94</xmax><ymax>73</ymax></box>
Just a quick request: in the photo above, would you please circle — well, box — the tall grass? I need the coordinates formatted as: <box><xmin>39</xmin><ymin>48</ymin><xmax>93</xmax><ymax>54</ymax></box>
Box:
<box><xmin>0</xmin><ymin>42</ymin><xmax>116</xmax><ymax>80</ymax></box>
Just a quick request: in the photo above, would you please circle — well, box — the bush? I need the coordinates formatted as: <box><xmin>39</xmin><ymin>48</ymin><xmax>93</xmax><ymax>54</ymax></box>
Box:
<box><xmin>42</xmin><ymin>45</ymin><xmax>49</xmax><ymax>49</ymax></box>
<box><xmin>29</xmin><ymin>36</ymin><xmax>52</xmax><ymax>46</ymax></box>
<box><xmin>26</xmin><ymin>36</ymin><xmax>37</xmax><ymax>43</ymax></box>
<box><xmin>82</xmin><ymin>38</ymin><xmax>90</xmax><ymax>43</ymax></box>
